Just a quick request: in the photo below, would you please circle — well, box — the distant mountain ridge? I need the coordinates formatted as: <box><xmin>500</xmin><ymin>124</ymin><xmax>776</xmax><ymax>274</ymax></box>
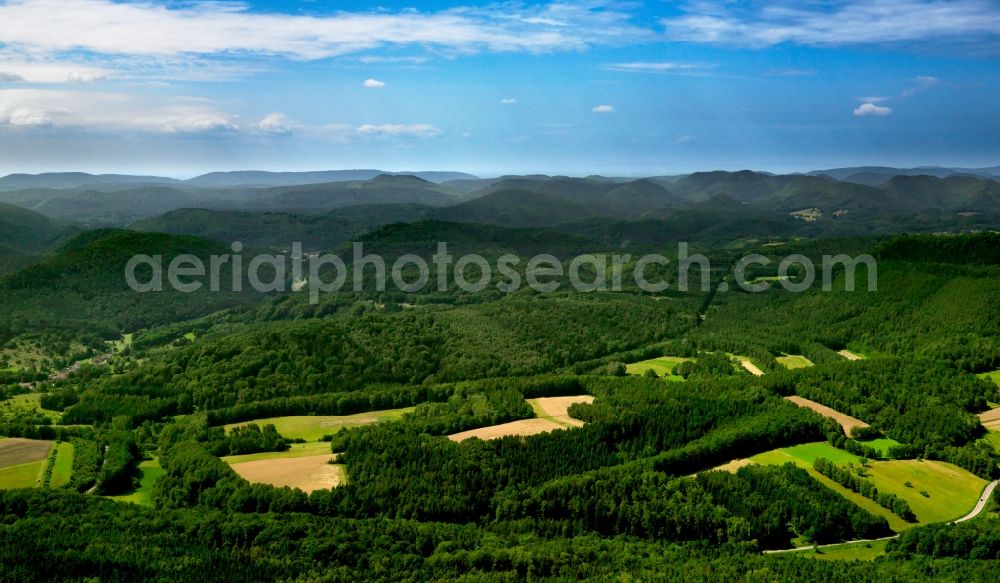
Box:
<box><xmin>0</xmin><ymin>169</ymin><xmax>480</xmax><ymax>191</ymax></box>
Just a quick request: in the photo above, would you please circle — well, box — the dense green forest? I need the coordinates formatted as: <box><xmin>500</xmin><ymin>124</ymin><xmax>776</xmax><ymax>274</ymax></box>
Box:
<box><xmin>2</xmin><ymin>219</ymin><xmax>1000</xmax><ymax>581</ymax></box>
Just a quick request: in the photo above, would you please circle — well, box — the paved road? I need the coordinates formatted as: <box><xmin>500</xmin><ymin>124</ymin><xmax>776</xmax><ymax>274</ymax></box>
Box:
<box><xmin>763</xmin><ymin>479</ymin><xmax>999</xmax><ymax>555</ymax></box>
<box><xmin>953</xmin><ymin>480</ymin><xmax>998</xmax><ymax>523</ymax></box>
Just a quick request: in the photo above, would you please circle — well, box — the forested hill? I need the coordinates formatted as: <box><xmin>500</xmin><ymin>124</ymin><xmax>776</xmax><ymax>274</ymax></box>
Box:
<box><xmin>0</xmin><ymin>202</ymin><xmax>80</xmax><ymax>253</ymax></box>
<box><xmin>0</xmin><ymin>230</ymin><xmax>264</xmax><ymax>345</ymax></box>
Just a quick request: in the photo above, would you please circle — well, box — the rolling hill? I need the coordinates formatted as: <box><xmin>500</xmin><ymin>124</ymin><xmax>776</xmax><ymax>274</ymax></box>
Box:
<box><xmin>435</xmin><ymin>189</ymin><xmax>599</xmax><ymax>228</ymax></box>
<box><xmin>0</xmin><ymin>202</ymin><xmax>80</xmax><ymax>253</ymax></box>
<box><xmin>186</xmin><ymin>169</ymin><xmax>478</xmax><ymax>187</ymax></box>
<box><xmin>132</xmin><ymin>208</ymin><xmax>367</xmax><ymax>251</ymax></box>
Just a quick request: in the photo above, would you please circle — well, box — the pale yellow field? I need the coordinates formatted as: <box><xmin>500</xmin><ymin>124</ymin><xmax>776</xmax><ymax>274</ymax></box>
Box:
<box><xmin>448</xmin><ymin>418</ymin><xmax>567</xmax><ymax>442</ymax></box>
<box><xmin>785</xmin><ymin>396</ymin><xmax>869</xmax><ymax>435</ymax></box>
<box><xmin>978</xmin><ymin>407</ymin><xmax>1000</xmax><ymax>431</ymax></box>
<box><xmin>838</xmin><ymin>349</ymin><xmax>863</xmax><ymax>361</ymax></box>
<box><xmin>230</xmin><ymin>454</ymin><xmax>346</xmax><ymax>493</ymax></box>
<box><xmin>738</xmin><ymin>358</ymin><xmax>764</xmax><ymax>376</ymax></box>
<box><xmin>528</xmin><ymin>395</ymin><xmax>593</xmax><ymax>428</ymax></box>
<box><xmin>704</xmin><ymin>458</ymin><xmax>753</xmax><ymax>474</ymax></box>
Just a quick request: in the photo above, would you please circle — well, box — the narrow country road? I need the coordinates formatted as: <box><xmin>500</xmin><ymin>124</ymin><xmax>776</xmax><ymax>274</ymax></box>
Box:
<box><xmin>953</xmin><ymin>480</ymin><xmax>999</xmax><ymax>523</ymax></box>
<box><xmin>763</xmin><ymin>479</ymin><xmax>999</xmax><ymax>555</ymax></box>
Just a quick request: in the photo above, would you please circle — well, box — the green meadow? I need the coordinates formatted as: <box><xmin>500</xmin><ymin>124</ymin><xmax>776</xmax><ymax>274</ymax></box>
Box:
<box><xmin>223</xmin><ymin>408</ymin><xmax>414</xmax><ymax>442</ymax></box>
<box><xmin>625</xmin><ymin>356</ymin><xmax>691</xmax><ymax>381</ymax></box>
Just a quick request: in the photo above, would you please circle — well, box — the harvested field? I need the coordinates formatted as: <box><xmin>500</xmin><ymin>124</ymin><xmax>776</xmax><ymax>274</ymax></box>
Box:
<box><xmin>978</xmin><ymin>407</ymin><xmax>1000</xmax><ymax>431</ymax></box>
<box><xmin>838</xmin><ymin>349</ymin><xmax>863</xmax><ymax>361</ymax></box>
<box><xmin>528</xmin><ymin>395</ymin><xmax>593</xmax><ymax>428</ymax></box>
<box><xmin>707</xmin><ymin>458</ymin><xmax>753</xmax><ymax>474</ymax></box>
<box><xmin>785</xmin><ymin>396</ymin><xmax>869</xmax><ymax>435</ymax></box>
<box><xmin>0</xmin><ymin>438</ymin><xmax>53</xmax><ymax>468</ymax></box>
<box><xmin>449</xmin><ymin>418</ymin><xmax>566</xmax><ymax>442</ymax></box>
<box><xmin>230</xmin><ymin>454</ymin><xmax>345</xmax><ymax>493</ymax></box>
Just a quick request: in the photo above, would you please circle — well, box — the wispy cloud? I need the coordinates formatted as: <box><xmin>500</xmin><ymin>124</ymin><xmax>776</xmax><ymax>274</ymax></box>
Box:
<box><xmin>363</xmin><ymin>78</ymin><xmax>386</xmax><ymax>89</ymax></box>
<box><xmin>662</xmin><ymin>0</ymin><xmax>1000</xmax><ymax>49</ymax></box>
<box><xmin>0</xmin><ymin>0</ymin><xmax>651</xmax><ymax>82</ymax></box>
<box><xmin>0</xmin><ymin>88</ymin><xmax>239</xmax><ymax>132</ymax></box>
<box><xmin>356</xmin><ymin>123</ymin><xmax>442</xmax><ymax>138</ymax></box>
<box><xmin>592</xmin><ymin>104</ymin><xmax>614</xmax><ymax>113</ymax></box>
<box><xmin>66</xmin><ymin>70</ymin><xmax>108</xmax><ymax>83</ymax></box>
<box><xmin>854</xmin><ymin>102</ymin><xmax>892</xmax><ymax>117</ymax></box>
<box><xmin>604</xmin><ymin>61</ymin><xmax>707</xmax><ymax>73</ymax></box>
<box><xmin>0</xmin><ymin>72</ymin><xmax>24</xmax><ymax>82</ymax></box>
<box><xmin>500</xmin><ymin>98</ymin><xmax>518</xmax><ymax>104</ymax></box>
<box><xmin>257</xmin><ymin>112</ymin><xmax>298</xmax><ymax>135</ymax></box>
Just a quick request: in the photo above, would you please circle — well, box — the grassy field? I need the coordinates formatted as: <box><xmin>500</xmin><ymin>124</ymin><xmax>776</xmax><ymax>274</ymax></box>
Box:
<box><xmin>802</xmin><ymin>539</ymin><xmax>890</xmax><ymax>561</ymax></box>
<box><xmin>625</xmin><ymin>356</ymin><xmax>690</xmax><ymax>381</ymax></box>
<box><xmin>109</xmin><ymin>460</ymin><xmax>164</xmax><ymax>506</ymax></box>
<box><xmin>978</xmin><ymin>370</ymin><xmax>1000</xmax><ymax>388</ymax></box>
<box><xmin>223</xmin><ymin>408</ymin><xmax>413</xmax><ymax>442</ymax></box>
<box><xmin>776</xmin><ymin>354</ymin><xmax>814</xmax><ymax>369</ymax></box>
<box><xmin>863</xmin><ymin>460</ymin><xmax>986</xmax><ymax>523</ymax></box>
<box><xmin>0</xmin><ymin>393</ymin><xmax>63</xmax><ymax>424</ymax></box>
<box><xmin>49</xmin><ymin>441</ymin><xmax>74</xmax><ymax>488</ymax></box>
<box><xmin>856</xmin><ymin>437</ymin><xmax>903</xmax><ymax>457</ymax></box>
<box><xmin>221</xmin><ymin>441</ymin><xmax>332</xmax><ymax>464</ymax></box>
<box><xmin>751</xmin><ymin>442</ymin><xmax>987</xmax><ymax>526</ymax></box>
<box><xmin>0</xmin><ymin>461</ymin><xmax>46</xmax><ymax>489</ymax></box>
<box><xmin>753</xmin><ymin>442</ymin><xmax>863</xmax><ymax>466</ymax></box>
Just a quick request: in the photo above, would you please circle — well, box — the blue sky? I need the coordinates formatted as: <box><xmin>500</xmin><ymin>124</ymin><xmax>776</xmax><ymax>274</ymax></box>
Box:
<box><xmin>0</xmin><ymin>0</ymin><xmax>998</xmax><ymax>177</ymax></box>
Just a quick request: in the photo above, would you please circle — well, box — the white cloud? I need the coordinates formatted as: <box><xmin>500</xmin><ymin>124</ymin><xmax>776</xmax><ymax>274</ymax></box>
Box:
<box><xmin>356</xmin><ymin>123</ymin><xmax>441</xmax><ymax>138</ymax></box>
<box><xmin>858</xmin><ymin>96</ymin><xmax>890</xmax><ymax>104</ymax></box>
<box><xmin>66</xmin><ymin>70</ymin><xmax>108</xmax><ymax>83</ymax></box>
<box><xmin>592</xmin><ymin>104</ymin><xmax>614</xmax><ymax>113</ymax></box>
<box><xmin>0</xmin><ymin>72</ymin><xmax>24</xmax><ymax>82</ymax></box>
<box><xmin>0</xmin><ymin>88</ymin><xmax>238</xmax><ymax>132</ymax></box>
<box><xmin>662</xmin><ymin>0</ymin><xmax>1000</xmax><ymax>48</ymax></box>
<box><xmin>677</xmin><ymin>134</ymin><xmax>696</xmax><ymax>143</ymax></box>
<box><xmin>604</xmin><ymin>62</ymin><xmax>705</xmax><ymax>73</ymax></box>
<box><xmin>363</xmin><ymin>78</ymin><xmax>386</xmax><ymax>89</ymax></box>
<box><xmin>257</xmin><ymin>112</ymin><xmax>298</xmax><ymax>135</ymax></box>
<box><xmin>0</xmin><ymin>0</ymin><xmax>650</xmax><ymax>64</ymax></box>
<box><xmin>500</xmin><ymin>98</ymin><xmax>518</xmax><ymax>104</ymax></box>
<box><xmin>854</xmin><ymin>102</ymin><xmax>893</xmax><ymax>117</ymax></box>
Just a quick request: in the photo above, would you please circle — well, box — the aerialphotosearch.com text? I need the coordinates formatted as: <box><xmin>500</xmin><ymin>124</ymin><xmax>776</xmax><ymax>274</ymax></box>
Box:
<box><xmin>125</xmin><ymin>242</ymin><xmax>878</xmax><ymax>304</ymax></box>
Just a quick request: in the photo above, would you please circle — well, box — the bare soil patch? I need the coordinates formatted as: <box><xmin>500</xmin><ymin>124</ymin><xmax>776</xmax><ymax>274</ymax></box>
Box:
<box><xmin>449</xmin><ymin>418</ymin><xmax>567</xmax><ymax>442</ymax></box>
<box><xmin>838</xmin><ymin>350</ymin><xmax>863</xmax><ymax>361</ymax></box>
<box><xmin>0</xmin><ymin>439</ymin><xmax>53</xmax><ymax>468</ymax></box>
<box><xmin>785</xmin><ymin>396</ymin><xmax>869</xmax><ymax>435</ymax></box>
<box><xmin>230</xmin><ymin>454</ymin><xmax>345</xmax><ymax>493</ymax></box>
